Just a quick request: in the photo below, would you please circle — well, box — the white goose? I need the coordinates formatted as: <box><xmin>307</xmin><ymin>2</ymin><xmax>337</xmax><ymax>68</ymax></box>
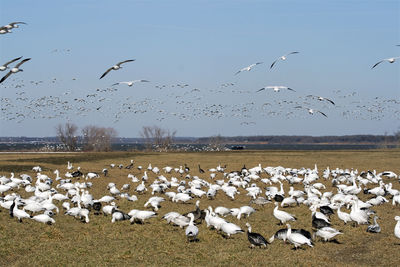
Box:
<box><xmin>314</xmin><ymin>227</ymin><xmax>342</xmax><ymax>242</ymax></box>
<box><xmin>185</xmin><ymin>213</ymin><xmax>199</xmax><ymax>242</ymax></box>
<box><xmin>128</xmin><ymin>209</ymin><xmax>157</xmax><ymax>224</ymax></box>
<box><xmin>286</xmin><ymin>224</ymin><xmax>313</xmax><ymax>249</ymax></box>
<box><xmin>395</xmin><ymin>216</ymin><xmax>400</xmax><ymax>240</ymax></box>
<box><xmin>220</xmin><ymin>222</ymin><xmax>244</xmax><ymax>238</ymax></box>
<box><xmin>273</xmin><ymin>202</ymin><xmax>296</xmax><ymax>224</ymax></box>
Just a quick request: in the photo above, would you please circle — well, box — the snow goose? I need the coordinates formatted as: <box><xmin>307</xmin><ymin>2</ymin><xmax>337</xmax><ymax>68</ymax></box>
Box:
<box><xmin>144</xmin><ymin>196</ymin><xmax>165</xmax><ymax>211</ymax></box>
<box><xmin>234</xmin><ymin>62</ymin><xmax>263</xmax><ymax>75</ymax></box>
<box><xmin>237</xmin><ymin>206</ymin><xmax>256</xmax><ymax>219</ymax></box>
<box><xmin>273</xmin><ymin>202</ymin><xmax>296</xmax><ymax>224</ymax></box>
<box><xmin>128</xmin><ymin>209</ymin><xmax>157</xmax><ymax>224</ymax></box>
<box><xmin>395</xmin><ymin>216</ymin><xmax>400</xmax><ymax>240</ymax></box>
<box><xmin>314</xmin><ymin>227</ymin><xmax>342</xmax><ymax>242</ymax></box>
<box><xmin>32</xmin><ymin>214</ymin><xmax>55</xmax><ymax>225</ymax></box>
<box><xmin>337</xmin><ymin>205</ymin><xmax>352</xmax><ymax>224</ymax></box>
<box><xmin>99</xmin><ymin>59</ymin><xmax>135</xmax><ymax>79</ymax></box>
<box><xmin>286</xmin><ymin>224</ymin><xmax>313</xmax><ymax>249</ymax></box>
<box><xmin>0</xmin><ymin>56</ymin><xmax>22</xmax><ymax>71</ymax></box>
<box><xmin>102</xmin><ymin>202</ymin><xmax>117</xmax><ymax>216</ymax></box>
<box><xmin>214</xmin><ymin>206</ymin><xmax>231</xmax><ymax>217</ymax></box>
<box><xmin>10</xmin><ymin>199</ymin><xmax>32</xmax><ymax>222</ymax></box>
<box><xmin>246</xmin><ymin>223</ymin><xmax>267</xmax><ymax>248</ymax></box>
<box><xmin>268</xmin><ymin>228</ymin><xmax>311</xmax><ymax>243</ymax></box>
<box><xmin>0</xmin><ymin>58</ymin><xmax>31</xmax><ymax>83</ymax></box>
<box><xmin>270</xmin><ymin>51</ymin><xmax>299</xmax><ymax>69</ymax></box>
<box><xmin>185</xmin><ymin>213</ymin><xmax>199</xmax><ymax>242</ymax></box>
<box><xmin>366</xmin><ymin>216</ymin><xmax>381</xmax><ymax>233</ymax></box>
<box><xmin>111</xmin><ymin>209</ymin><xmax>131</xmax><ymax>223</ymax></box>
<box><xmin>371</xmin><ymin>57</ymin><xmax>400</xmax><ymax>69</ymax></box>
<box><xmin>220</xmin><ymin>222</ymin><xmax>244</xmax><ymax>238</ymax></box>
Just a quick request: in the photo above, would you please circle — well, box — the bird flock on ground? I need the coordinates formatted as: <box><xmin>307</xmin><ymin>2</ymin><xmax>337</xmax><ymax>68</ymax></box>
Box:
<box><xmin>0</xmin><ymin>22</ymin><xmax>399</xmax><ymax>126</ymax></box>
<box><xmin>1</xmin><ymin>160</ymin><xmax>400</xmax><ymax>249</ymax></box>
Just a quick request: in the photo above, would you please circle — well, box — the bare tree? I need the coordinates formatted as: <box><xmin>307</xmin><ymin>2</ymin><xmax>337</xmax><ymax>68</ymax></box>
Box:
<box><xmin>56</xmin><ymin>122</ymin><xmax>78</xmax><ymax>151</ymax></box>
<box><xmin>82</xmin><ymin>126</ymin><xmax>117</xmax><ymax>151</ymax></box>
<box><xmin>139</xmin><ymin>126</ymin><xmax>176</xmax><ymax>151</ymax></box>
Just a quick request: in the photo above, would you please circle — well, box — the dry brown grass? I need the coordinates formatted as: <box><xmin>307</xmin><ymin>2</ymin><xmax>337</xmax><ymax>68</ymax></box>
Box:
<box><xmin>0</xmin><ymin>150</ymin><xmax>399</xmax><ymax>266</ymax></box>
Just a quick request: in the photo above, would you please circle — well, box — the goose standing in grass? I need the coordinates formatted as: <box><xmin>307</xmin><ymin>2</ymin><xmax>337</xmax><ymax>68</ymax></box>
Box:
<box><xmin>286</xmin><ymin>224</ymin><xmax>313</xmax><ymax>249</ymax></box>
<box><xmin>314</xmin><ymin>227</ymin><xmax>342</xmax><ymax>242</ymax></box>
<box><xmin>395</xmin><ymin>216</ymin><xmax>400</xmax><ymax>241</ymax></box>
<box><xmin>220</xmin><ymin>222</ymin><xmax>244</xmax><ymax>238</ymax></box>
<box><xmin>185</xmin><ymin>213</ymin><xmax>199</xmax><ymax>242</ymax></box>
<box><xmin>32</xmin><ymin>214</ymin><xmax>55</xmax><ymax>225</ymax></box>
<box><xmin>268</xmin><ymin>228</ymin><xmax>312</xmax><ymax>243</ymax></box>
<box><xmin>10</xmin><ymin>199</ymin><xmax>32</xmax><ymax>222</ymax></box>
<box><xmin>273</xmin><ymin>202</ymin><xmax>296</xmax><ymax>224</ymax></box>
<box><xmin>366</xmin><ymin>216</ymin><xmax>381</xmax><ymax>233</ymax></box>
<box><xmin>214</xmin><ymin>206</ymin><xmax>231</xmax><ymax>217</ymax></box>
<box><xmin>245</xmin><ymin>223</ymin><xmax>267</xmax><ymax>248</ymax></box>
<box><xmin>337</xmin><ymin>204</ymin><xmax>352</xmax><ymax>224</ymax></box>
<box><xmin>129</xmin><ymin>209</ymin><xmax>157</xmax><ymax>224</ymax></box>
<box><xmin>111</xmin><ymin>209</ymin><xmax>131</xmax><ymax>223</ymax></box>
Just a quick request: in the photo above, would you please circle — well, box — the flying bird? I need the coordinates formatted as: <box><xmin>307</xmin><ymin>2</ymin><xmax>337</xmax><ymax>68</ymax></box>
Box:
<box><xmin>0</xmin><ymin>56</ymin><xmax>22</xmax><ymax>71</ymax></box>
<box><xmin>371</xmin><ymin>57</ymin><xmax>400</xmax><ymax>69</ymax></box>
<box><xmin>4</xmin><ymin>22</ymin><xmax>27</xmax><ymax>29</ymax></box>
<box><xmin>99</xmin><ymin>59</ymin><xmax>135</xmax><ymax>79</ymax></box>
<box><xmin>235</xmin><ymin>62</ymin><xmax>263</xmax><ymax>75</ymax></box>
<box><xmin>112</xmin><ymin>80</ymin><xmax>150</xmax><ymax>87</ymax></box>
<box><xmin>270</xmin><ymin>52</ymin><xmax>299</xmax><ymax>69</ymax></box>
<box><xmin>306</xmin><ymin>95</ymin><xmax>335</xmax><ymax>105</ymax></box>
<box><xmin>0</xmin><ymin>58</ymin><xmax>31</xmax><ymax>84</ymax></box>
<box><xmin>257</xmin><ymin>86</ymin><xmax>296</xmax><ymax>92</ymax></box>
<box><xmin>295</xmin><ymin>106</ymin><xmax>327</xmax><ymax>117</ymax></box>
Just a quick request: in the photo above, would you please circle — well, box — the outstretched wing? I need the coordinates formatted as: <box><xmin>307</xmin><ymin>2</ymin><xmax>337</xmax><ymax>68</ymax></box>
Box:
<box><xmin>3</xmin><ymin>56</ymin><xmax>22</xmax><ymax>67</ymax></box>
<box><xmin>371</xmin><ymin>60</ymin><xmax>383</xmax><ymax>69</ymax></box>
<box><xmin>270</xmin><ymin>60</ymin><xmax>278</xmax><ymax>69</ymax></box>
<box><xmin>286</xmin><ymin>87</ymin><xmax>296</xmax><ymax>92</ymax></box>
<box><xmin>287</xmin><ymin>51</ymin><xmax>299</xmax><ymax>56</ymax></box>
<box><xmin>317</xmin><ymin>111</ymin><xmax>328</xmax><ymax>117</ymax></box>
<box><xmin>256</xmin><ymin>87</ymin><xmax>266</xmax><ymax>92</ymax></box>
<box><xmin>116</xmin><ymin>59</ymin><xmax>135</xmax><ymax>67</ymax></box>
<box><xmin>0</xmin><ymin>71</ymin><xmax>13</xmax><ymax>83</ymax></box>
<box><xmin>325</xmin><ymin>98</ymin><xmax>335</xmax><ymax>105</ymax></box>
<box><xmin>100</xmin><ymin>67</ymin><xmax>113</xmax><ymax>79</ymax></box>
<box><xmin>15</xmin><ymin>58</ymin><xmax>31</xmax><ymax>68</ymax></box>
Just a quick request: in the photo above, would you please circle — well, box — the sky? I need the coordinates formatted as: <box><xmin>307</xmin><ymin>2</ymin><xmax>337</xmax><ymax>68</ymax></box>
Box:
<box><xmin>0</xmin><ymin>0</ymin><xmax>399</xmax><ymax>137</ymax></box>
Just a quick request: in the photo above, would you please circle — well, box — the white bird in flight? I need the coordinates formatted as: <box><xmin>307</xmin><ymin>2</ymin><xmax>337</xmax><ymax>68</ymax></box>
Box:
<box><xmin>371</xmin><ymin>57</ymin><xmax>400</xmax><ymax>69</ymax></box>
<box><xmin>295</xmin><ymin>106</ymin><xmax>327</xmax><ymax>117</ymax></box>
<box><xmin>112</xmin><ymin>80</ymin><xmax>150</xmax><ymax>87</ymax></box>
<box><xmin>0</xmin><ymin>56</ymin><xmax>22</xmax><ymax>71</ymax></box>
<box><xmin>257</xmin><ymin>86</ymin><xmax>296</xmax><ymax>92</ymax></box>
<box><xmin>0</xmin><ymin>58</ymin><xmax>31</xmax><ymax>84</ymax></box>
<box><xmin>306</xmin><ymin>95</ymin><xmax>335</xmax><ymax>105</ymax></box>
<box><xmin>235</xmin><ymin>62</ymin><xmax>263</xmax><ymax>75</ymax></box>
<box><xmin>270</xmin><ymin>52</ymin><xmax>299</xmax><ymax>69</ymax></box>
<box><xmin>100</xmin><ymin>59</ymin><xmax>135</xmax><ymax>79</ymax></box>
<box><xmin>4</xmin><ymin>22</ymin><xmax>27</xmax><ymax>29</ymax></box>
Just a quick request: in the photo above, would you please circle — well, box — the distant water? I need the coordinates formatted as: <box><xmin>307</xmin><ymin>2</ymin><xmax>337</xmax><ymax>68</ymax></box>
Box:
<box><xmin>0</xmin><ymin>143</ymin><xmax>396</xmax><ymax>152</ymax></box>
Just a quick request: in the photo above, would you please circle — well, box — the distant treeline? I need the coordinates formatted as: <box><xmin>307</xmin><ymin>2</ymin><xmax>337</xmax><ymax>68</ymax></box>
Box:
<box><xmin>195</xmin><ymin>135</ymin><xmax>399</xmax><ymax>144</ymax></box>
<box><xmin>0</xmin><ymin>134</ymin><xmax>398</xmax><ymax>145</ymax></box>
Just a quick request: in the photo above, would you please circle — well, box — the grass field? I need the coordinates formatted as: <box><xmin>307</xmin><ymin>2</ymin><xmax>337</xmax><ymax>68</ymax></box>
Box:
<box><xmin>0</xmin><ymin>150</ymin><xmax>399</xmax><ymax>266</ymax></box>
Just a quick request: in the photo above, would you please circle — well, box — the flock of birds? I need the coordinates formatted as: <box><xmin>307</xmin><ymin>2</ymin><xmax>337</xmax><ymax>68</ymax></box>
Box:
<box><xmin>1</xmin><ymin>21</ymin><xmax>399</xmax><ymax>127</ymax></box>
<box><xmin>1</xmin><ymin>160</ymin><xmax>400</xmax><ymax>249</ymax></box>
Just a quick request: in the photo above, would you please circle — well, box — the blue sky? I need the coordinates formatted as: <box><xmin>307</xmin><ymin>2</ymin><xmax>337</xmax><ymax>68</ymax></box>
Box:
<box><xmin>0</xmin><ymin>0</ymin><xmax>399</xmax><ymax>137</ymax></box>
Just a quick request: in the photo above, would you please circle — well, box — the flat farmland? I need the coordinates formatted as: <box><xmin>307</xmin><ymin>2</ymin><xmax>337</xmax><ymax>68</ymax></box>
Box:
<box><xmin>0</xmin><ymin>150</ymin><xmax>399</xmax><ymax>266</ymax></box>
